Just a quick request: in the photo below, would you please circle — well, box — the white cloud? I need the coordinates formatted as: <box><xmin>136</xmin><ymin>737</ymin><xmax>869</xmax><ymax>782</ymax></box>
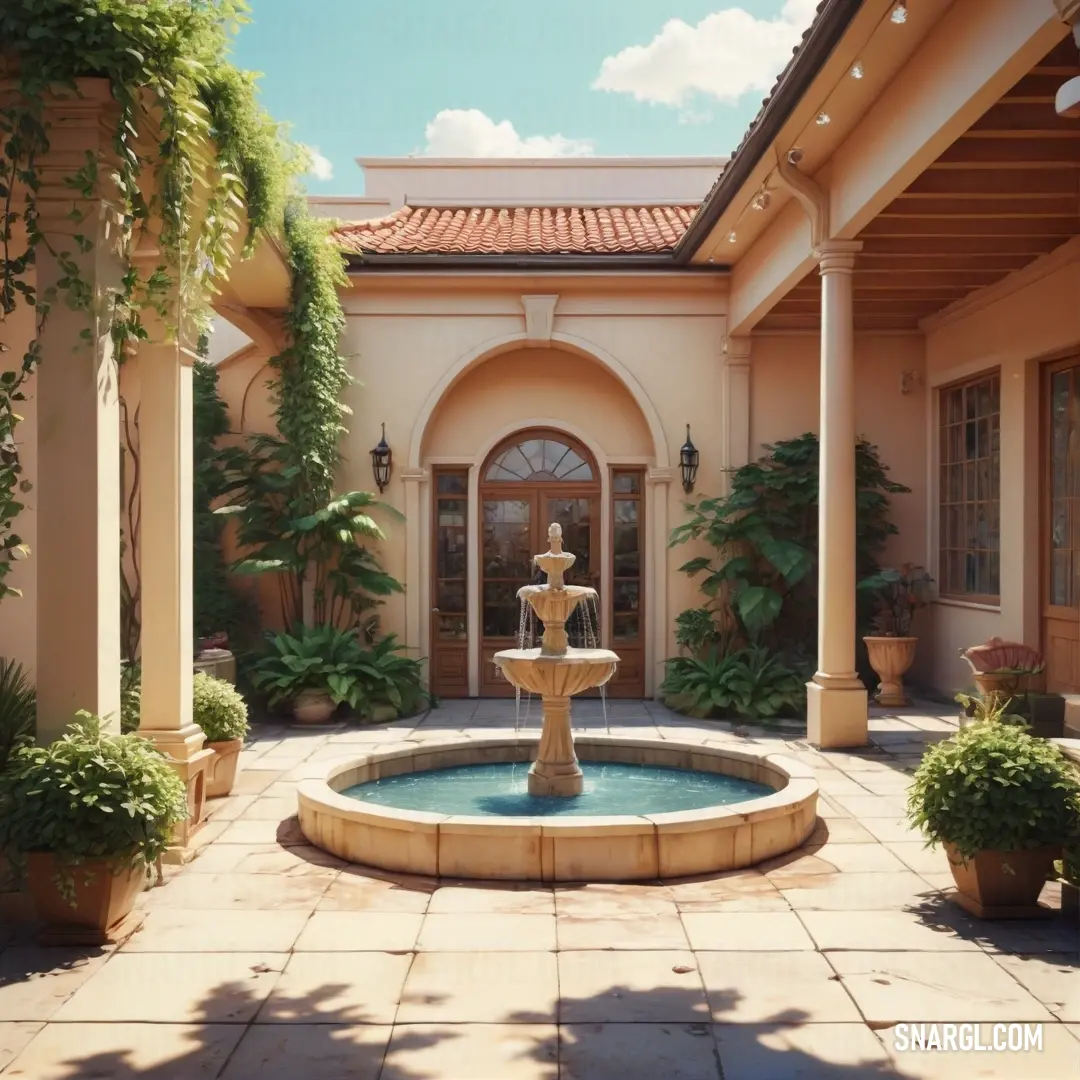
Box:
<box><xmin>422</xmin><ymin>108</ymin><xmax>594</xmax><ymax>157</ymax></box>
<box><xmin>300</xmin><ymin>145</ymin><xmax>334</xmax><ymax>182</ymax></box>
<box><xmin>592</xmin><ymin>0</ymin><xmax>819</xmax><ymax>108</ymax></box>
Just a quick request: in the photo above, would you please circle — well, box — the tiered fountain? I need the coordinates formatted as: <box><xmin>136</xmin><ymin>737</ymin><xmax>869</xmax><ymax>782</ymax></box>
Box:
<box><xmin>297</xmin><ymin>525</ymin><xmax>819</xmax><ymax>882</ymax></box>
<box><xmin>492</xmin><ymin>522</ymin><xmax>618</xmax><ymax>797</ymax></box>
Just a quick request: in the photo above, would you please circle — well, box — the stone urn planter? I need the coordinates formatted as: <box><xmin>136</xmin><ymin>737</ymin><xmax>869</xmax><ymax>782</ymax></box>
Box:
<box><xmin>863</xmin><ymin>636</ymin><xmax>918</xmax><ymax>707</ymax></box>
<box><xmin>293</xmin><ymin>688</ymin><xmax>336</xmax><ymax>725</ymax></box>
<box><xmin>945</xmin><ymin>843</ymin><xmax>1058</xmax><ymax>919</ymax></box>
<box><xmin>204</xmin><ymin>739</ymin><xmax>244</xmax><ymax>798</ymax></box>
<box><xmin>26</xmin><ymin>853</ymin><xmax>146</xmax><ymax>944</ymax></box>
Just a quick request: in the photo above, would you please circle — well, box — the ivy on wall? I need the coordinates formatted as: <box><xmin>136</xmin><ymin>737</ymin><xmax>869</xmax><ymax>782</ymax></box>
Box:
<box><xmin>0</xmin><ymin>0</ymin><xmax>294</xmax><ymax>604</ymax></box>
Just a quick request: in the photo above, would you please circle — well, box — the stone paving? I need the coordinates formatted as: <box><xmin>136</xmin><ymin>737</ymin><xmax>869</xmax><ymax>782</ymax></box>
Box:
<box><xmin>1</xmin><ymin>697</ymin><xmax>1078</xmax><ymax>1079</ymax></box>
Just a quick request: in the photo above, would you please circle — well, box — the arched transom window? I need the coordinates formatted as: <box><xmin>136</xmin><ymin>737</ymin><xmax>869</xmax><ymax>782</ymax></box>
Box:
<box><xmin>485</xmin><ymin>435</ymin><xmax>594</xmax><ymax>483</ymax></box>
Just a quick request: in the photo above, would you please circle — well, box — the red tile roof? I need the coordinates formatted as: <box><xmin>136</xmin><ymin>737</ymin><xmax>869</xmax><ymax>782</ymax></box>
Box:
<box><xmin>333</xmin><ymin>204</ymin><xmax>699</xmax><ymax>257</ymax></box>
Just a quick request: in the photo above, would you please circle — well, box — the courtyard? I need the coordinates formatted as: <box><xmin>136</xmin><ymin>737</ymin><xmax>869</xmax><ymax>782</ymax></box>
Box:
<box><xmin>1</xmin><ymin>700</ymin><xmax>1077</xmax><ymax>1080</ymax></box>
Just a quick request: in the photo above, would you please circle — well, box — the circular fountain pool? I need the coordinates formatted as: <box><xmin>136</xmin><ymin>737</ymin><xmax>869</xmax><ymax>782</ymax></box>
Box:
<box><xmin>298</xmin><ymin>735</ymin><xmax>819</xmax><ymax>882</ymax></box>
<box><xmin>342</xmin><ymin>761</ymin><xmax>771</xmax><ymax>817</ymax></box>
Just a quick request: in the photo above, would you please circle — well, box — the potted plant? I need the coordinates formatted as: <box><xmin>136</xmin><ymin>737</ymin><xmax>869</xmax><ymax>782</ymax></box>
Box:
<box><xmin>0</xmin><ymin>712</ymin><xmax>188</xmax><ymax>943</ymax></box>
<box><xmin>0</xmin><ymin>657</ymin><xmax>35</xmax><ymax>896</ymax></box>
<box><xmin>249</xmin><ymin>624</ymin><xmax>367</xmax><ymax>725</ymax></box>
<box><xmin>193</xmin><ymin>673</ymin><xmax>249</xmax><ymax>797</ymax></box>
<box><xmin>959</xmin><ymin>638</ymin><xmax>1045</xmax><ymax>699</ymax></box>
<box><xmin>858</xmin><ymin>564</ymin><xmax>932</xmax><ymax>706</ymax></box>
<box><xmin>354</xmin><ymin>634</ymin><xmax>433</xmax><ymax>722</ymax></box>
<box><xmin>908</xmin><ymin>720</ymin><xmax>1080</xmax><ymax>918</ymax></box>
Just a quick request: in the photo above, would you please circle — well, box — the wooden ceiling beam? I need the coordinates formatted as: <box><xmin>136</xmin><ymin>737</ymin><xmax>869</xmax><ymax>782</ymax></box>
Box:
<box><xmin>882</xmin><ymin>196</ymin><xmax>1080</xmax><ymax>217</ymax></box>
<box><xmin>938</xmin><ymin>138</ymin><xmax>1080</xmax><ymax>165</ymax></box>
<box><xmin>969</xmin><ymin>103</ymin><xmax>1080</xmax><ymax>133</ymax></box>
<box><xmin>907</xmin><ymin>169</ymin><xmax>1079</xmax><ymax>196</ymax></box>
<box><xmin>1001</xmin><ymin>74</ymin><xmax>1072</xmax><ymax>100</ymax></box>
<box><xmin>858</xmin><ymin>236</ymin><xmax>1063</xmax><ymax>256</ymax></box>
<box><xmin>861</xmin><ymin>217</ymin><xmax>1078</xmax><ymax>237</ymax></box>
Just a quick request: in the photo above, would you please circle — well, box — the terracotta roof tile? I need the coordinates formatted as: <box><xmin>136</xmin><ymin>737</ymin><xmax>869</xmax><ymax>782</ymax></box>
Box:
<box><xmin>333</xmin><ymin>204</ymin><xmax>699</xmax><ymax>257</ymax></box>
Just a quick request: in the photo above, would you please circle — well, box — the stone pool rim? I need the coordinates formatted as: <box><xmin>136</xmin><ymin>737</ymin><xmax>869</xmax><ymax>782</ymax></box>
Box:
<box><xmin>297</xmin><ymin>734</ymin><xmax>820</xmax><ymax>882</ymax></box>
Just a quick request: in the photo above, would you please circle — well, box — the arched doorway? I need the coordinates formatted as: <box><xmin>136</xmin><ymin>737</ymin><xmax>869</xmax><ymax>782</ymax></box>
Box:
<box><xmin>478</xmin><ymin>430</ymin><xmax>600</xmax><ymax>695</ymax></box>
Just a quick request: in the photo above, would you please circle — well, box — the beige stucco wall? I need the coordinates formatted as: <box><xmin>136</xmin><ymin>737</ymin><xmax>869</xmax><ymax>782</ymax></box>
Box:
<box><xmin>924</xmin><ymin>254</ymin><xmax>1080</xmax><ymax>694</ymax></box>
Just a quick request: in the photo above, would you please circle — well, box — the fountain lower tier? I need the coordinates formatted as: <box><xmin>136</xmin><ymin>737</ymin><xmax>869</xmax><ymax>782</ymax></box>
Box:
<box><xmin>493</xmin><ymin>648</ymin><xmax>619</xmax><ymax>796</ymax></box>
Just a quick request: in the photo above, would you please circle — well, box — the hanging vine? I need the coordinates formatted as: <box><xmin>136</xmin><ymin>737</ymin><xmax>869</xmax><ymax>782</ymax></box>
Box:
<box><xmin>0</xmin><ymin>0</ymin><xmax>294</xmax><ymax>603</ymax></box>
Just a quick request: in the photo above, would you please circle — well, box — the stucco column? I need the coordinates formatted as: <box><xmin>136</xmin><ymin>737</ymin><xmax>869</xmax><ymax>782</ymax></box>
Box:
<box><xmin>136</xmin><ymin>312</ymin><xmax>213</xmax><ymax>857</ymax></box>
<box><xmin>646</xmin><ymin>467</ymin><xmax>674</xmax><ymax>699</ymax></box>
<box><xmin>806</xmin><ymin>240</ymin><xmax>868</xmax><ymax>749</ymax></box>
<box><xmin>33</xmin><ymin>83</ymin><xmax>124</xmax><ymax>742</ymax></box>
<box><xmin>722</xmin><ymin>336</ymin><xmax>752</xmax><ymax>482</ymax></box>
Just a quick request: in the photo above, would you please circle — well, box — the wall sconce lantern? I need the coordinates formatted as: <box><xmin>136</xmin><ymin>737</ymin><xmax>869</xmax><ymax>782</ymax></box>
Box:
<box><xmin>680</xmin><ymin>424</ymin><xmax>699</xmax><ymax>494</ymax></box>
<box><xmin>370</xmin><ymin>423</ymin><xmax>392</xmax><ymax>493</ymax></box>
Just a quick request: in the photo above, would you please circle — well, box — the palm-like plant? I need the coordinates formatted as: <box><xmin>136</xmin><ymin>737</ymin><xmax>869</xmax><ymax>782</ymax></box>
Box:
<box><xmin>0</xmin><ymin>657</ymin><xmax>35</xmax><ymax>770</ymax></box>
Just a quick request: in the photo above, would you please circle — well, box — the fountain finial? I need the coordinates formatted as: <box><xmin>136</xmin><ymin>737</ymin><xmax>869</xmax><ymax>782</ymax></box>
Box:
<box><xmin>547</xmin><ymin>522</ymin><xmax>563</xmax><ymax>554</ymax></box>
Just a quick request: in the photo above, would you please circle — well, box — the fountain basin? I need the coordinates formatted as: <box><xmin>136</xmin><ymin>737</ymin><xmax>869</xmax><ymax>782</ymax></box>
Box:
<box><xmin>297</xmin><ymin>736</ymin><xmax>819</xmax><ymax>882</ymax></box>
<box><xmin>492</xmin><ymin>648</ymin><xmax>618</xmax><ymax>696</ymax></box>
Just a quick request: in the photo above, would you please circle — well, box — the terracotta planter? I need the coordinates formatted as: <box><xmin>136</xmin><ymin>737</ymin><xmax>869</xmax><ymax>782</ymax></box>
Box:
<box><xmin>205</xmin><ymin>738</ymin><xmax>243</xmax><ymax>798</ymax></box>
<box><xmin>944</xmin><ymin>842</ymin><xmax>1059</xmax><ymax>919</ymax></box>
<box><xmin>26</xmin><ymin>852</ymin><xmax>146</xmax><ymax>944</ymax></box>
<box><xmin>293</xmin><ymin>689</ymin><xmax>336</xmax><ymax>725</ymax></box>
<box><xmin>863</xmin><ymin>636</ymin><xmax>918</xmax><ymax>707</ymax></box>
<box><xmin>973</xmin><ymin>670</ymin><xmax>1033</xmax><ymax>701</ymax></box>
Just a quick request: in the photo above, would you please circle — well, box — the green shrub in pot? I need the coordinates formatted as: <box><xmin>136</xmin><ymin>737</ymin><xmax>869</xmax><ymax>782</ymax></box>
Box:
<box><xmin>192</xmin><ymin>672</ymin><xmax>249</xmax><ymax>743</ymax></box>
<box><xmin>249</xmin><ymin>624</ymin><xmax>367</xmax><ymax>715</ymax></box>
<box><xmin>0</xmin><ymin>656</ymin><xmax>35</xmax><ymax>772</ymax></box>
<box><xmin>0</xmin><ymin>713</ymin><xmax>188</xmax><ymax>918</ymax></box>
<box><xmin>908</xmin><ymin>720</ymin><xmax>1080</xmax><ymax>916</ymax></box>
<box><xmin>354</xmin><ymin>634</ymin><xmax>432</xmax><ymax>721</ymax></box>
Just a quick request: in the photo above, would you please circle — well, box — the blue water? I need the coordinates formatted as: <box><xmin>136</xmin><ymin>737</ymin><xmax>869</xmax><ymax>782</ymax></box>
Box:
<box><xmin>341</xmin><ymin>761</ymin><xmax>771</xmax><ymax>817</ymax></box>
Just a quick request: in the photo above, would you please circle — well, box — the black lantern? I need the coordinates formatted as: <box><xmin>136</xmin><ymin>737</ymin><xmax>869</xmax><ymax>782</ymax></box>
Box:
<box><xmin>370</xmin><ymin>423</ymin><xmax>392</xmax><ymax>493</ymax></box>
<box><xmin>680</xmin><ymin>424</ymin><xmax>699</xmax><ymax>494</ymax></box>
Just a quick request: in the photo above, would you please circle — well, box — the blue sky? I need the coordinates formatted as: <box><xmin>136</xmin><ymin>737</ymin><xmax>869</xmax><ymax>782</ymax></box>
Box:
<box><xmin>231</xmin><ymin>0</ymin><xmax>818</xmax><ymax>194</ymax></box>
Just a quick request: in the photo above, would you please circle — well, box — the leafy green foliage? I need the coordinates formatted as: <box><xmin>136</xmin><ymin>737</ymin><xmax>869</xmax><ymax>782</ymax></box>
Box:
<box><xmin>0</xmin><ymin>0</ymin><xmax>295</xmax><ymax>606</ymax></box>
<box><xmin>670</xmin><ymin>433</ymin><xmax>908</xmax><ymax>652</ymax></box>
<box><xmin>955</xmin><ymin>690</ymin><xmax>1024</xmax><ymax>727</ymax></box>
<box><xmin>119</xmin><ymin>660</ymin><xmax>141</xmax><ymax>735</ymax></box>
<box><xmin>192</xmin><ymin>672</ymin><xmax>248</xmax><ymax>742</ymax></box>
<box><xmin>249</xmin><ymin>625</ymin><xmax>430</xmax><ymax>719</ymax></box>
<box><xmin>858</xmin><ymin>563</ymin><xmax>933</xmax><ymax>636</ymax></box>
<box><xmin>907</xmin><ymin>721</ymin><xmax>1080</xmax><ymax>861</ymax></box>
<box><xmin>0</xmin><ymin>712</ymin><xmax>189</xmax><ymax>895</ymax></box>
<box><xmin>660</xmin><ymin>647</ymin><xmax>810</xmax><ymax>721</ymax></box>
<box><xmin>673</xmin><ymin>607</ymin><xmax>729</xmax><ymax>656</ymax></box>
<box><xmin>0</xmin><ymin>657</ymin><xmax>35</xmax><ymax>771</ymax></box>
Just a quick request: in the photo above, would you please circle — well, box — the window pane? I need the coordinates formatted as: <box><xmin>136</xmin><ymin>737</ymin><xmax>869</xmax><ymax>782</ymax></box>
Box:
<box><xmin>437</xmin><ymin>472</ymin><xmax>467</xmax><ymax>495</ymax></box>
<box><xmin>485</xmin><ymin>436</ymin><xmax>594</xmax><ymax>482</ymax></box>
<box><xmin>613</xmin><ymin>472</ymin><xmax>641</xmax><ymax>494</ymax></box>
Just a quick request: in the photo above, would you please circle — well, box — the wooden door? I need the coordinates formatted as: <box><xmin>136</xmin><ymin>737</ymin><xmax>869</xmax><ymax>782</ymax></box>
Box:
<box><xmin>1043</xmin><ymin>360</ymin><xmax>1080</xmax><ymax>692</ymax></box>
<box><xmin>609</xmin><ymin>469</ymin><xmax>646</xmax><ymax>697</ymax></box>
<box><xmin>430</xmin><ymin>469</ymin><xmax>469</xmax><ymax>697</ymax></box>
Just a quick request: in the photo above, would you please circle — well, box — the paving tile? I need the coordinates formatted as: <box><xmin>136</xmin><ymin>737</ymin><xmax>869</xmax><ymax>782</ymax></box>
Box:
<box><xmin>145</xmin><ymin>872</ymin><xmax>331</xmax><ymax>910</ymax></box>
<box><xmin>427</xmin><ymin>885</ymin><xmax>554</xmax><ymax>915</ymax></box>
<box><xmin>123</xmin><ymin>908</ymin><xmax>309</xmax><ymax>952</ymax></box>
<box><xmin>560</xmin><ymin>1022</ymin><xmax>720</xmax><ymax>1080</ymax></box>
<box><xmin>667</xmin><ymin>871</ymin><xmax>789</xmax><ymax>913</ymax></box>
<box><xmin>766</xmin><ymin>843</ymin><xmax>909</xmax><ymax>877</ymax></box>
<box><xmin>698</xmin><ymin>951</ymin><xmax>862</xmax><ymax>1023</ymax></box>
<box><xmin>295</xmin><ymin>911</ymin><xmax>422</xmax><ymax>951</ymax></box>
<box><xmin>206</xmin><ymin>794</ymin><xmax>257</xmax><ymax>821</ymax></box>
<box><xmin>877</xmin><ymin>1021</ymin><xmax>1080</xmax><ymax>1079</ymax></box>
<box><xmin>554</xmin><ymin>883</ymin><xmax>677</xmax><ymax>917</ymax></box>
<box><xmin>0</xmin><ymin>947</ymin><xmax>110</xmax><ymax>1022</ymax></box>
<box><xmin>799</xmin><ymin>910</ymin><xmax>982</xmax><ymax>952</ymax></box>
<box><xmin>883</xmin><ymin>841</ymin><xmax>949</xmax><ymax>876</ymax></box>
<box><xmin>54</xmin><ymin>952</ymin><xmax>284</xmax><ymax>1022</ymax></box>
<box><xmin>681</xmin><ymin>912</ymin><xmax>815</xmax><ymax>951</ymax></box>
<box><xmin>186</xmin><ymin>844</ymin><xmax>254</xmax><ymax>874</ymax></box>
<box><xmin>231</xmin><ymin>769</ymin><xmax>284</xmax><ymax>795</ymax></box>
<box><xmin>230</xmin><ymin>844</ymin><xmax>344</xmax><ymax>877</ymax></box>
<box><xmin>380</xmin><ymin>1024</ymin><xmax>558</xmax><ymax>1080</ymax></box>
<box><xmin>807</xmin><ymin>818</ymin><xmax>878</xmax><ymax>844</ymax></box>
<box><xmin>713</xmin><ymin>1023</ymin><xmax>895</xmax><ymax>1079</ymax></box>
<box><xmin>557</xmin><ymin>950</ymin><xmax>709</xmax><ymax>1023</ymax></box>
<box><xmin>827</xmin><ymin>951</ymin><xmax>1057</xmax><ymax>1024</ymax></box>
<box><xmin>2</xmin><ymin>1022</ymin><xmax>244</xmax><ymax>1079</ymax></box>
<box><xmin>0</xmin><ymin>1022</ymin><xmax>43</xmax><ymax>1073</ymax></box>
<box><xmin>216</xmin><ymin>818</ymin><xmax>301</xmax><ymax>845</ymax></box>
<box><xmin>778</xmin><ymin>871</ymin><xmax>931</xmax><ymax>911</ymax></box>
<box><xmin>260</xmin><ymin>951</ymin><xmax>411</xmax><ymax>1024</ymax></box>
<box><xmin>965</xmin><ymin>918</ymin><xmax>1080</xmax><ymax>956</ymax></box>
<box><xmin>397</xmin><ymin>951</ymin><xmax>558</xmax><ymax>1023</ymax></box>
<box><xmin>829</xmin><ymin>794</ymin><xmax>909</xmax><ymax>817</ymax></box>
<box><xmin>860</xmin><ymin>818</ymin><xmax>925</xmax><ymax>844</ymax></box>
<box><xmin>239</xmin><ymin>796</ymin><xmax>300</xmax><ymax>820</ymax></box>
<box><xmin>418</xmin><ymin>913</ymin><xmax>555</xmax><ymax>951</ymax></box>
<box><xmin>318</xmin><ymin>873</ymin><xmax>433</xmax><ymax>913</ymax></box>
<box><xmin>556</xmin><ymin>913</ymin><xmax>688</xmax><ymax>950</ymax></box>
<box><xmin>219</xmin><ymin>1023</ymin><xmax>392</xmax><ymax>1080</ymax></box>
<box><xmin>990</xmin><ymin>954</ymin><xmax>1080</xmax><ymax>1021</ymax></box>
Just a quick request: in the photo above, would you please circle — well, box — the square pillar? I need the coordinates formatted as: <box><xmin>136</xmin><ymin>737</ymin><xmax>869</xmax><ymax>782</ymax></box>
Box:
<box><xmin>722</xmin><ymin>335</ymin><xmax>752</xmax><ymax>483</ymax></box>
<box><xmin>33</xmin><ymin>83</ymin><xmax>125</xmax><ymax>742</ymax></box>
<box><xmin>136</xmin><ymin>329</ymin><xmax>213</xmax><ymax>858</ymax></box>
<box><xmin>807</xmin><ymin>240</ymin><xmax>868</xmax><ymax>749</ymax></box>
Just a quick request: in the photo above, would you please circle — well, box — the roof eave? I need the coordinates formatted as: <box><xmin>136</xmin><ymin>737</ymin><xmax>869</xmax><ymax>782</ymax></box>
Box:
<box><xmin>673</xmin><ymin>0</ymin><xmax>867</xmax><ymax>264</ymax></box>
<box><xmin>343</xmin><ymin>252</ymin><xmax>726</xmax><ymax>272</ymax></box>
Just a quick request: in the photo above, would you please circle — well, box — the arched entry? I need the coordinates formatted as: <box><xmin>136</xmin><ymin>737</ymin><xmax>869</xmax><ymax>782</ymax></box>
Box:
<box><xmin>477</xmin><ymin>430</ymin><xmax>600</xmax><ymax>695</ymax></box>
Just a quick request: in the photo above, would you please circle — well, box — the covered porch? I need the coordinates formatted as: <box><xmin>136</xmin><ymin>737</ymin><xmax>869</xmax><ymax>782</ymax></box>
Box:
<box><xmin>681</xmin><ymin>0</ymin><xmax>1080</xmax><ymax>747</ymax></box>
